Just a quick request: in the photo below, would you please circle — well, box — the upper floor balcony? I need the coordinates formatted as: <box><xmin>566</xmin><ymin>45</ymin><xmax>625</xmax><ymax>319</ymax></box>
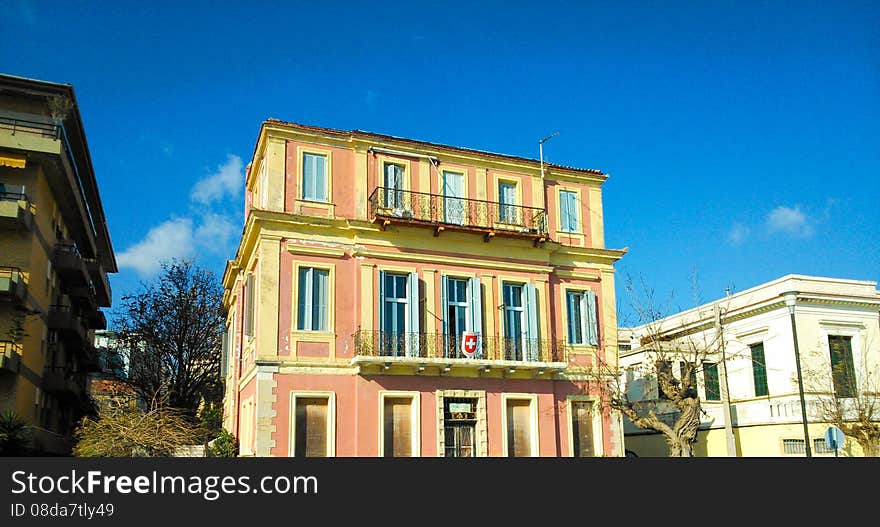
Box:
<box><xmin>52</xmin><ymin>241</ymin><xmax>90</xmax><ymax>286</ymax></box>
<box><xmin>368</xmin><ymin>187</ymin><xmax>548</xmax><ymax>242</ymax></box>
<box><xmin>47</xmin><ymin>304</ymin><xmax>87</xmax><ymax>343</ymax></box>
<box><xmin>0</xmin><ymin>266</ymin><xmax>27</xmax><ymax>306</ymax></box>
<box><xmin>0</xmin><ymin>183</ymin><xmax>34</xmax><ymax>231</ymax></box>
<box><xmin>85</xmin><ymin>259</ymin><xmax>111</xmax><ymax>307</ymax></box>
<box><xmin>351</xmin><ymin>330</ymin><xmax>568</xmax><ymax>376</ymax></box>
<box><xmin>42</xmin><ymin>366</ymin><xmax>85</xmax><ymax>399</ymax></box>
<box><xmin>0</xmin><ymin>341</ymin><xmax>22</xmax><ymax>374</ymax></box>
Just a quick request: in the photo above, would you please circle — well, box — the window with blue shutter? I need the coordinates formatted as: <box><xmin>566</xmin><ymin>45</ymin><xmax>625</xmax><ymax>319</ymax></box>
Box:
<box><xmin>297</xmin><ymin>267</ymin><xmax>329</xmax><ymax>331</ymax></box>
<box><xmin>566</xmin><ymin>290</ymin><xmax>599</xmax><ymax>346</ymax></box>
<box><xmin>559</xmin><ymin>190</ymin><xmax>579</xmax><ymax>232</ymax></box>
<box><xmin>302</xmin><ymin>152</ymin><xmax>328</xmax><ymax>202</ymax></box>
<box><xmin>379</xmin><ymin>271</ymin><xmax>419</xmax><ymax>356</ymax></box>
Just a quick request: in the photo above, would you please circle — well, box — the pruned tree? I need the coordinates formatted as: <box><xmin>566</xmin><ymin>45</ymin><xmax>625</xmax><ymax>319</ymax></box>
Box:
<box><xmin>804</xmin><ymin>333</ymin><xmax>880</xmax><ymax>457</ymax></box>
<box><xmin>590</xmin><ymin>273</ymin><xmax>734</xmax><ymax>457</ymax></box>
<box><xmin>110</xmin><ymin>259</ymin><xmax>224</xmax><ymax>413</ymax></box>
<box><xmin>73</xmin><ymin>402</ymin><xmax>199</xmax><ymax>457</ymax></box>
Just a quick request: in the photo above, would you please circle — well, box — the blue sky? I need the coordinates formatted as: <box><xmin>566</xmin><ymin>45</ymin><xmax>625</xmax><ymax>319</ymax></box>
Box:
<box><xmin>2</xmin><ymin>1</ymin><xmax>878</xmax><ymax>325</ymax></box>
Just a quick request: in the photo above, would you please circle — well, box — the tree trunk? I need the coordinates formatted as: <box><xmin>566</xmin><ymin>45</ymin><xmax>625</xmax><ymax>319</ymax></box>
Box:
<box><xmin>667</xmin><ymin>438</ymin><xmax>694</xmax><ymax>457</ymax></box>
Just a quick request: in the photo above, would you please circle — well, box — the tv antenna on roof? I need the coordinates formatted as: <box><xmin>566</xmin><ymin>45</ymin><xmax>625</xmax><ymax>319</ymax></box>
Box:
<box><xmin>539</xmin><ymin>131</ymin><xmax>560</xmax><ymax>179</ymax></box>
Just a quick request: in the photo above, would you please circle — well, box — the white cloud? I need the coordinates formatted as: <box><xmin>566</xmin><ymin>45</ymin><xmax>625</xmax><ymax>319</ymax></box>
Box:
<box><xmin>117</xmin><ymin>218</ymin><xmax>194</xmax><ymax>278</ymax></box>
<box><xmin>119</xmin><ymin>154</ymin><xmax>244</xmax><ymax>279</ymax></box>
<box><xmin>190</xmin><ymin>154</ymin><xmax>243</xmax><ymax>205</ymax></box>
<box><xmin>728</xmin><ymin>223</ymin><xmax>750</xmax><ymax>246</ymax></box>
<box><xmin>194</xmin><ymin>213</ymin><xmax>238</xmax><ymax>254</ymax></box>
<box><xmin>766</xmin><ymin>205</ymin><xmax>813</xmax><ymax>238</ymax></box>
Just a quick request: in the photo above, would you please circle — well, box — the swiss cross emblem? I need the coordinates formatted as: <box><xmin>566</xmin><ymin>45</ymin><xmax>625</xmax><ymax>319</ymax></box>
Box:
<box><xmin>462</xmin><ymin>332</ymin><xmax>478</xmax><ymax>358</ymax></box>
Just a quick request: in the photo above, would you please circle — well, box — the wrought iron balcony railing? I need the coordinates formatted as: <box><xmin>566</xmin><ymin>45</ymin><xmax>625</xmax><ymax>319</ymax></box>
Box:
<box><xmin>352</xmin><ymin>330</ymin><xmax>567</xmax><ymax>363</ymax></box>
<box><xmin>368</xmin><ymin>187</ymin><xmax>548</xmax><ymax>237</ymax></box>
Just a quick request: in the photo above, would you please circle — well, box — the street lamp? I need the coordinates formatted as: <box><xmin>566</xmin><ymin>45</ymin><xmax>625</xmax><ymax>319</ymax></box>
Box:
<box><xmin>782</xmin><ymin>291</ymin><xmax>812</xmax><ymax>457</ymax></box>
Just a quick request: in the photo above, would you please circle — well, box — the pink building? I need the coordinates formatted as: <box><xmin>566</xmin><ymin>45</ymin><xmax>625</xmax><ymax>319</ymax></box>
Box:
<box><xmin>221</xmin><ymin>120</ymin><xmax>627</xmax><ymax>456</ymax></box>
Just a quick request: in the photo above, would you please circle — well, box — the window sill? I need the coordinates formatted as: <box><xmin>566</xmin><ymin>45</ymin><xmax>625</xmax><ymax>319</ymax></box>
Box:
<box><xmin>297</xmin><ymin>198</ymin><xmax>334</xmax><ymax>206</ymax></box>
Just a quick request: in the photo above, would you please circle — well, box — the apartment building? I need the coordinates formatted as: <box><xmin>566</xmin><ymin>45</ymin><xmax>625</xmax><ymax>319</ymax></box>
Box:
<box><xmin>620</xmin><ymin>275</ymin><xmax>880</xmax><ymax>456</ymax></box>
<box><xmin>221</xmin><ymin>119</ymin><xmax>626</xmax><ymax>457</ymax></box>
<box><xmin>0</xmin><ymin>74</ymin><xmax>116</xmax><ymax>454</ymax></box>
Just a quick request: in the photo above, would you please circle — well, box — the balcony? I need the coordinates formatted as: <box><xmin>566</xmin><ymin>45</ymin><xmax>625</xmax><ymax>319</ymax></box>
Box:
<box><xmin>0</xmin><ymin>184</ymin><xmax>34</xmax><ymax>231</ymax></box>
<box><xmin>82</xmin><ymin>309</ymin><xmax>106</xmax><ymax>331</ymax></box>
<box><xmin>85</xmin><ymin>259</ymin><xmax>111</xmax><ymax>307</ymax></box>
<box><xmin>351</xmin><ymin>330</ymin><xmax>568</xmax><ymax>376</ymax></box>
<box><xmin>69</xmin><ymin>281</ymin><xmax>97</xmax><ymax>311</ymax></box>
<box><xmin>42</xmin><ymin>366</ymin><xmax>84</xmax><ymax>398</ymax></box>
<box><xmin>0</xmin><ymin>341</ymin><xmax>22</xmax><ymax>374</ymax></box>
<box><xmin>52</xmin><ymin>241</ymin><xmax>89</xmax><ymax>286</ymax></box>
<box><xmin>0</xmin><ymin>113</ymin><xmax>99</xmax><ymax>251</ymax></box>
<box><xmin>0</xmin><ymin>266</ymin><xmax>27</xmax><ymax>305</ymax></box>
<box><xmin>47</xmin><ymin>304</ymin><xmax>87</xmax><ymax>342</ymax></box>
<box><xmin>368</xmin><ymin>187</ymin><xmax>548</xmax><ymax>242</ymax></box>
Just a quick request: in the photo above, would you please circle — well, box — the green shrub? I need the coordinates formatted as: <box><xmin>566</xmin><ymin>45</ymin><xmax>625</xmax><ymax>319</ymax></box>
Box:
<box><xmin>207</xmin><ymin>429</ymin><xmax>238</xmax><ymax>458</ymax></box>
<box><xmin>0</xmin><ymin>411</ymin><xmax>30</xmax><ymax>456</ymax></box>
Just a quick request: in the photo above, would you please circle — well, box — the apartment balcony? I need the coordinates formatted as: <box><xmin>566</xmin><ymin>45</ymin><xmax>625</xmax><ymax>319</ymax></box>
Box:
<box><xmin>0</xmin><ymin>185</ymin><xmax>34</xmax><ymax>231</ymax></box>
<box><xmin>42</xmin><ymin>366</ymin><xmax>85</xmax><ymax>399</ymax></box>
<box><xmin>85</xmin><ymin>259</ymin><xmax>111</xmax><ymax>307</ymax></box>
<box><xmin>0</xmin><ymin>266</ymin><xmax>28</xmax><ymax>306</ymax></box>
<box><xmin>1</xmin><ymin>113</ymin><xmax>99</xmax><ymax>256</ymax></box>
<box><xmin>0</xmin><ymin>341</ymin><xmax>22</xmax><ymax>374</ymax></box>
<box><xmin>82</xmin><ymin>309</ymin><xmax>106</xmax><ymax>330</ymax></box>
<box><xmin>69</xmin><ymin>281</ymin><xmax>98</xmax><ymax>312</ymax></box>
<box><xmin>47</xmin><ymin>304</ymin><xmax>87</xmax><ymax>342</ymax></box>
<box><xmin>368</xmin><ymin>187</ymin><xmax>548</xmax><ymax>242</ymax></box>
<box><xmin>351</xmin><ymin>330</ymin><xmax>568</xmax><ymax>376</ymax></box>
<box><xmin>52</xmin><ymin>241</ymin><xmax>89</xmax><ymax>286</ymax></box>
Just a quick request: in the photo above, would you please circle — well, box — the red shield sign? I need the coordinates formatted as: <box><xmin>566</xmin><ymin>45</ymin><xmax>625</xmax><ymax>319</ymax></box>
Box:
<box><xmin>461</xmin><ymin>332</ymin><xmax>478</xmax><ymax>358</ymax></box>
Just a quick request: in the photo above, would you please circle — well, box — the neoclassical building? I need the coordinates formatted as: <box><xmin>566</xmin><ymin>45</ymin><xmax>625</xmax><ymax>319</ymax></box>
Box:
<box><xmin>221</xmin><ymin>120</ymin><xmax>626</xmax><ymax>457</ymax></box>
<box><xmin>620</xmin><ymin>275</ymin><xmax>880</xmax><ymax>457</ymax></box>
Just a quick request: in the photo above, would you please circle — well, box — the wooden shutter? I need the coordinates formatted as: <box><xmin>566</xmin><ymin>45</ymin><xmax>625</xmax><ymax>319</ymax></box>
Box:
<box><xmin>572</xmin><ymin>401</ymin><xmax>595</xmax><ymax>457</ymax></box>
<box><xmin>440</xmin><ymin>275</ymin><xmax>449</xmax><ymax>342</ymax></box>
<box><xmin>468</xmin><ymin>277</ymin><xmax>483</xmax><ymax>357</ymax></box>
<box><xmin>384</xmin><ymin>398</ymin><xmax>412</xmax><ymax>457</ymax></box>
<box><xmin>829</xmin><ymin>335</ymin><xmax>856</xmax><ymax>398</ymax></box>
<box><xmin>407</xmin><ymin>272</ymin><xmax>420</xmax><ymax>356</ymax></box>
<box><xmin>507</xmin><ymin>399</ymin><xmax>532</xmax><ymax>457</ymax></box>
<box><xmin>295</xmin><ymin>398</ymin><xmax>328</xmax><ymax>457</ymax></box>
<box><xmin>244</xmin><ymin>273</ymin><xmax>255</xmax><ymax>338</ymax></box>
<box><xmin>524</xmin><ymin>283</ymin><xmax>539</xmax><ymax>360</ymax></box>
<box><xmin>584</xmin><ymin>290</ymin><xmax>598</xmax><ymax>346</ymax></box>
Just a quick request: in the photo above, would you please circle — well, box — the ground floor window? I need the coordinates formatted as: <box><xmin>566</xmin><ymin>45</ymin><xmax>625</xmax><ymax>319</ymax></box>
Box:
<box><xmin>571</xmin><ymin>400</ymin><xmax>596</xmax><ymax>457</ymax></box>
<box><xmin>383</xmin><ymin>396</ymin><xmax>417</xmax><ymax>457</ymax></box>
<box><xmin>505</xmin><ymin>397</ymin><xmax>536</xmax><ymax>457</ymax></box>
<box><xmin>293</xmin><ymin>397</ymin><xmax>329</xmax><ymax>457</ymax></box>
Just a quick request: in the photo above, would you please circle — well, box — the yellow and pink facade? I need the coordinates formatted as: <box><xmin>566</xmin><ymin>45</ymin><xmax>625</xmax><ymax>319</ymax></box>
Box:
<box><xmin>221</xmin><ymin>120</ymin><xmax>627</xmax><ymax>457</ymax></box>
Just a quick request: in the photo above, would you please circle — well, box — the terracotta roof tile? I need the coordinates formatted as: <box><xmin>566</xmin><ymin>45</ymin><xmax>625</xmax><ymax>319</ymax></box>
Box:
<box><xmin>263</xmin><ymin>119</ymin><xmax>606</xmax><ymax>176</ymax></box>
